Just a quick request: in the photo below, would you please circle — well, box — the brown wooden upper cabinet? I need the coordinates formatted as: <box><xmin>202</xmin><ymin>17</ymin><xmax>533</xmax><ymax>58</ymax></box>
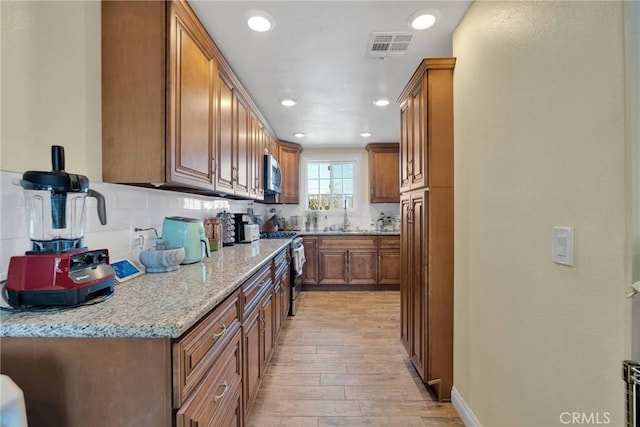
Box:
<box><xmin>399</xmin><ymin>58</ymin><xmax>455</xmax><ymax>193</ymax></box>
<box><xmin>215</xmin><ymin>74</ymin><xmax>252</xmax><ymax>198</ymax></box>
<box><xmin>249</xmin><ymin>113</ymin><xmax>265</xmax><ymax>200</ymax></box>
<box><xmin>102</xmin><ymin>0</ymin><xmax>274</xmax><ymax>200</ymax></box>
<box><xmin>277</xmin><ymin>141</ymin><xmax>302</xmax><ymax>204</ymax></box>
<box><xmin>367</xmin><ymin>143</ymin><xmax>400</xmax><ymax>203</ymax></box>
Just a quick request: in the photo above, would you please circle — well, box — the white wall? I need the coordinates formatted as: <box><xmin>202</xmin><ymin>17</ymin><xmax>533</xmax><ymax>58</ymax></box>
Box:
<box><xmin>0</xmin><ymin>1</ymin><xmax>102</xmax><ymax>180</ymax></box>
<box><xmin>625</xmin><ymin>0</ymin><xmax>640</xmax><ymax>365</ymax></box>
<box><xmin>453</xmin><ymin>2</ymin><xmax>628</xmax><ymax>426</ymax></box>
<box><xmin>276</xmin><ymin>147</ymin><xmax>400</xmax><ymax>231</ymax></box>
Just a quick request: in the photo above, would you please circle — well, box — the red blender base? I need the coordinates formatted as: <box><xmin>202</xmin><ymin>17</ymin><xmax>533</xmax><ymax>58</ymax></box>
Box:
<box><xmin>5</xmin><ymin>249</ymin><xmax>115</xmax><ymax>308</ymax></box>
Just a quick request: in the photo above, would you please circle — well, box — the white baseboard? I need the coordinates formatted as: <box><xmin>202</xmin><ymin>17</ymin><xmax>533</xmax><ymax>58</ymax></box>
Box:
<box><xmin>451</xmin><ymin>386</ymin><xmax>483</xmax><ymax>427</ymax></box>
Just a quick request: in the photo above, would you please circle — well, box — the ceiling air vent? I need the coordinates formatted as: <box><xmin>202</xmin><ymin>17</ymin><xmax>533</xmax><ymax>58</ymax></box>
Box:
<box><xmin>367</xmin><ymin>32</ymin><xmax>413</xmax><ymax>59</ymax></box>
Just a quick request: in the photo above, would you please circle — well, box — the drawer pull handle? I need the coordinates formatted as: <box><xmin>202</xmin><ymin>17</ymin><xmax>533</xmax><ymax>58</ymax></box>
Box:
<box><xmin>212</xmin><ymin>322</ymin><xmax>227</xmax><ymax>339</ymax></box>
<box><xmin>213</xmin><ymin>381</ymin><xmax>229</xmax><ymax>402</ymax></box>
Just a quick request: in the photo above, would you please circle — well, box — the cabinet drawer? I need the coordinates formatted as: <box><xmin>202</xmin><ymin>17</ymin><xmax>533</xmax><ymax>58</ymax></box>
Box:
<box><xmin>319</xmin><ymin>236</ymin><xmax>377</xmax><ymax>249</ymax></box>
<box><xmin>176</xmin><ymin>327</ymin><xmax>242</xmax><ymax>426</ymax></box>
<box><xmin>173</xmin><ymin>290</ymin><xmax>240</xmax><ymax>407</ymax></box>
<box><xmin>241</xmin><ymin>263</ymin><xmax>273</xmax><ymax>317</ymax></box>
<box><xmin>379</xmin><ymin>235</ymin><xmax>400</xmax><ymax>249</ymax></box>
<box><xmin>273</xmin><ymin>249</ymin><xmax>289</xmax><ymax>275</ymax></box>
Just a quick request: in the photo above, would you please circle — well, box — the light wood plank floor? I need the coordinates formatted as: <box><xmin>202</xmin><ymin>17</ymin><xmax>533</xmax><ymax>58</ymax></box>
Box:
<box><xmin>247</xmin><ymin>291</ymin><xmax>463</xmax><ymax>427</ymax></box>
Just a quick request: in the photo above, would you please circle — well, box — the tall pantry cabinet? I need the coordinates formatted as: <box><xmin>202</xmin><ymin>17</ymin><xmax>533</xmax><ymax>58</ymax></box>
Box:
<box><xmin>398</xmin><ymin>58</ymin><xmax>455</xmax><ymax>402</ymax></box>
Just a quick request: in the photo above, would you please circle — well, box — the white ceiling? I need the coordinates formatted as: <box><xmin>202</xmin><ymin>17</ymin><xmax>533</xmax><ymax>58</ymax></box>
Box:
<box><xmin>190</xmin><ymin>1</ymin><xmax>472</xmax><ymax>148</ymax></box>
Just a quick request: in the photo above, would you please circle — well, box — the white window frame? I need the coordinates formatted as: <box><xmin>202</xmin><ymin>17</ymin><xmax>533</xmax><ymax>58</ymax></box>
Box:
<box><xmin>302</xmin><ymin>156</ymin><xmax>360</xmax><ymax>212</ymax></box>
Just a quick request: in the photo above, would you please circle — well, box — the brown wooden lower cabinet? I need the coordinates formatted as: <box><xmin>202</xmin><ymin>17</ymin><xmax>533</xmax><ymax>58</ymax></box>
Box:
<box><xmin>400</xmin><ymin>188</ymin><xmax>453</xmax><ymax>402</ymax></box>
<box><xmin>302</xmin><ymin>236</ymin><xmax>318</xmax><ymax>285</ymax></box>
<box><xmin>319</xmin><ymin>249</ymin><xmax>349</xmax><ymax>284</ymax></box>
<box><xmin>304</xmin><ymin>235</ymin><xmax>399</xmax><ymax>287</ymax></box>
<box><xmin>0</xmin><ymin>248</ymin><xmax>291</xmax><ymax>427</ymax></box>
<box><xmin>261</xmin><ymin>287</ymin><xmax>276</xmax><ymax>371</ymax></box>
<box><xmin>243</xmin><ymin>304</ymin><xmax>262</xmax><ymax>416</ymax></box>
<box><xmin>348</xmin><ymin>250</ymin><xmax>378</xmax><ymax>284</ymax></box>
<box><xmin>176</xmin><ymin>325</ymin><xmax>242</xmax><ymax>427</ymax></box>
<box><xmin>241</xmin><ymin>250</ymin><xmax>286</xmax><ymax>418</ymax></box>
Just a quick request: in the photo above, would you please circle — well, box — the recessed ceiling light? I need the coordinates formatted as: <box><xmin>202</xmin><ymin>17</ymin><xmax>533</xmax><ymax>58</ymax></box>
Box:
<box><xmin>280</xmin><ymin>98</ymin><xmax>297</xmax><ymax>107</ymax></box>
<box><xmin>360</xmin><ymin>132</ymin><xmax>372</xmax><ymax>138</ymax></box>
<box><xmin>246</xmin><ymin>10</ymin><xmax>275</xmax><ymax>32</ymax></box>
<box><xmin>294</xmin><ymin>132</ymin><xmax>305</xmax><ymax>138</ymax></box>
<box><xmin>407</xmin><ymin>9</ymin><xmax>439</xmax><ymax>30</ymax></box>
<box><xmin>373</xmin><ymin>99</ymin><xmax>390</xmax><ymax>107</ymax></box>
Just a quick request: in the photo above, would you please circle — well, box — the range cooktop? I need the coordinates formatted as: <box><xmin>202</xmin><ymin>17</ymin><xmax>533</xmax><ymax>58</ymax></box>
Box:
<box><xmin>260</xmin><ymin>231</ymin><xmax>299</xmax><ymax>239</ymax></box>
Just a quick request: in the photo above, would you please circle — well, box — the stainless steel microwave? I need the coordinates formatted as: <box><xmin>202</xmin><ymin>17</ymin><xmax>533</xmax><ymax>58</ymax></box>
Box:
<box><xmin>264</xmin><ymin>154</ymin><xmax>282</xmax><ymax>194</ymax></box>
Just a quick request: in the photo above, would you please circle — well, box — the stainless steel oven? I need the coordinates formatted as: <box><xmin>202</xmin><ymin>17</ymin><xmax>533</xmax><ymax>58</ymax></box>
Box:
<box><xmin>289</xmin><ymin>236</ymin><xmax>305</xmax><ymax>316</ymax></box>
<box><xmin>259</xmin><ymin>231</ymin><xmax>305</xmax><ymax>316</ymax></box>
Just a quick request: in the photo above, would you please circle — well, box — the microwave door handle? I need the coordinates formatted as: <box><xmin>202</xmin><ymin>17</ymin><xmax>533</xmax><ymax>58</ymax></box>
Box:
<box><xmin>275</xmin><ymin>167</ymin><xmax>282</xmax><ymax>189</ymax></box>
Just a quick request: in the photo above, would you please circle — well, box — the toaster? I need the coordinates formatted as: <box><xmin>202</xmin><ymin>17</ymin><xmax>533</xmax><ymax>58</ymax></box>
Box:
<box><xmin>243</xmin><ymin>224</ymin><xmax>260</xmax><ymax>242</ymax></box>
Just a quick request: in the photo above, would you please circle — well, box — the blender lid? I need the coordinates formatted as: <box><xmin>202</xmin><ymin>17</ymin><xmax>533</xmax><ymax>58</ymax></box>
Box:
<box><xmin>21</xmin><ymin>170</ymin><xmax>90</xmax><ymax>193</ymax></box>
<box><xmin>20</xmin><ymin>145</ymin><xmax>90</xmax><ymax>193</ymax></box>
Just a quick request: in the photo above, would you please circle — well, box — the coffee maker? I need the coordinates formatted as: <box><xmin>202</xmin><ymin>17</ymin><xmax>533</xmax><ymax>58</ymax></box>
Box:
<box><xmin>5</xmin><ymin>146</ymin><xmax>115</xmax><ymax>308</ymax></box>
<box><xmin>233</xmin><ymin>213</ymin><xmax>259</xmax><ymax>243</ymax></box>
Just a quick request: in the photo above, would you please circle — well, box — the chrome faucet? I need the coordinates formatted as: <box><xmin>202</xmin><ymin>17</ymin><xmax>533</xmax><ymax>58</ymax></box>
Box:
<box><xmin>376</xmin><ymin>212</ymin><xmax>385</xmax><ymax>231</ymax></box>
<box><xmin>343</xmin><ymin>205</ymin><xmax>350</xmax><ymax>231</ymax></box>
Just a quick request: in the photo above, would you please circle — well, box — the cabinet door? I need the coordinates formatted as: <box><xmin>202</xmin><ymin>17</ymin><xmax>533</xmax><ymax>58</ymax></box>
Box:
<box><xmin>410</xmin><ymin>81</ymin><xmax>426</xmax><ymax>190</ymax></box>
<box><xmin>368</xmin><ymin>144</ymin><xmax>400</xmax><ymax>203</ymax></box>
<box><xmin>400</xmin><ymin>100</ymin><xmax>412</xmax><ymax>193</ymax></box>
<box><xmin>302</xmin><ymin>237</ymin><xmax>318</xmax><ymax>285</ymax></box>
<box><xmin>277</xmin><ymin>267</ymin><xmax>290</xmax><ymax>324</ymax></box>
<box><xmin>235</xmin><ymin>93</ymin><xmax>251</xmax><ymax>198</ymax></box>
<box><xmin>282</xmin><ymin>268</ymin><xmax>291</xmax><ymax>320</ymax></box>
<box><xmin>410</xmin><ymin>190</ymin><xmax>428</xmax><ymax>379</ymax></box>
<box><xmin>176</xmin><ymin>328</ymin><xmax>242</xmax><ymax>427</ymax></box>
<box><xmin>400</xmin><ymin>195</ymin><xmax>411</xmax><ymax>351</ymax></box>
<box><xmin>218</xmin><ymin>388</ymin><xmax>243</xmax><ymax>427</ymax></box>
<box><xmin>102</xmin><ymin>1</ymin><xmax>167</xmax><ymax>184</ymax></box>
<box><xmin>261</xmin><ymin>290</ymin><xmax>275</xmax><ymax>368</ymax></box>
<box><xmin>318</xmin><ymin>250</ymin><xmax>348</xmax><ymax>285</ymax></box>
<box><xmin>273</xmin><ymin>282</ymin><xmax>283</xmax><ymax>339</ymax></box>
<box><xmin>378</xmin><ymin>250</ymin><xmax>401</xmax><ymax>285</ymax></box>
<box><xmin>249</xmin><ymin>114</ymin><xmax>264</xmax><ymax>200</ymax></box>
<box><xmin>278</xmin><ymin>142</ymin><xmax>301</xmax><ymax>204</ymax></box>
<box><xmin>216</xmin><ymin>70</ymin><xmax>235</xmax><ymax>193</ymax></box>
<box><xmin>243</xmin><ymin>307</ymin><xmax>261</xmax><ymax>414</ymax></box>
<box><xmin>348</xmin><ymin>250</ymin><xmax>377</xmax><ymax>285</ymax></box>
<box><xmin>168</xmin><ymin>6</ymin><xmax>216</xmax><ymax>189</ymax></box>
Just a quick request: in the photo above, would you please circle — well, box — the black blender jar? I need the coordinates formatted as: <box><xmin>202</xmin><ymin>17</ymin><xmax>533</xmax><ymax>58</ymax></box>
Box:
<box><xmin>5</xmin><ymin>146</ymin><xmax>115</xmax><ymax>308</ymax></box>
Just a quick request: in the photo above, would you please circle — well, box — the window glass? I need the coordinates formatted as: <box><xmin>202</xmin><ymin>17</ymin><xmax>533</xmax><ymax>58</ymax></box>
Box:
<box><xmin>306</xmin><ymin>160</ymin><xmax>356</xmax><ymax>211</ymax></box>
<box><xmin>319</xmin><ymin>163</ymin><xmax>330</xmax><ymax>179</ymax></box>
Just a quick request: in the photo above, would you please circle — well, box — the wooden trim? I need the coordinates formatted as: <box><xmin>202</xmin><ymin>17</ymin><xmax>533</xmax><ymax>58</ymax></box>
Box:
<box><xmin>302</xmin><ymin>284</ymin><xmax>399</xmax><ymax>291</ymax></box>
<box><xmin>397</xmin><ymin>57</ymin><xmax>456</xmax><ymax>103</ymax></box>
<box><xmin>365</xmin><ymin>142</ymin><xmax>399</xmax><ymax>152</ymax></box>
<box><xmin>277</xmin><ymin>140</ymin><xmax>303</xmax><ymax>152</ymax></box>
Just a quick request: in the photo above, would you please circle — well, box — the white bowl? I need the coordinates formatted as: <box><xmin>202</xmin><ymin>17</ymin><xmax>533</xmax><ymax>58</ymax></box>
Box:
<box><xmin>139</xmin><ymin>247</ymin><xmax>185</xmax><ymax>273</ymax></box>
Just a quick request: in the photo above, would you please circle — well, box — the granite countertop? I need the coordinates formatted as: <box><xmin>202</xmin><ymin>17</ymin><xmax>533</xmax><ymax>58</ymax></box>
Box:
<box><xmin>297</xmin><ymin>230</ymin><xmax>400</xmax><ymax>236</ymax></box>
<box><xmin>0</xmin><ymin>240</ymin><xmax>291</xmax><ymax>339</ymax></box>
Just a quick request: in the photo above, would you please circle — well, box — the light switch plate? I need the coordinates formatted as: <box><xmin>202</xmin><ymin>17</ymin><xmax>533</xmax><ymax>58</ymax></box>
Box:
<box><xmin>552</xmin><ymin>227</ymin><xmax>574</xmax><ymax>266</ymax></box>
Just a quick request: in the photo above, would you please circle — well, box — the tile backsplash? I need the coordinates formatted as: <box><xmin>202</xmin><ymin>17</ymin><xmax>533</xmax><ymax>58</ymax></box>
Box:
<box><xmin>0</xmin><ymin>170</ymin><xmax>264</xmax><ymax>280</ymax></box>
<box><xmin>1</xmin><ymin>170</ymin><xmax>400</xmax><ymax>281</ymax></box>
